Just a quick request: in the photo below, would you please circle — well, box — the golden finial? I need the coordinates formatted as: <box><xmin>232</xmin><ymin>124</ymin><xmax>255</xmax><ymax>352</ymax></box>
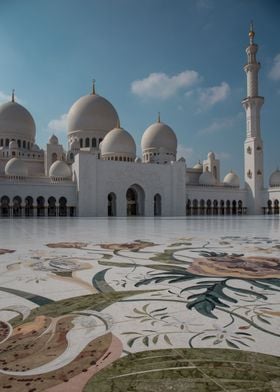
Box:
<box><xmin>249</xmin><ymin>20</ymin><xmax>255</xmax><ymax>42</ymax></box>
<box><xmin>116</xmin><ymin>118</ymin><xmax>120</xmax><ymax>128</ymax></box>
<box><xmin>12</xmin><ymin>89</ymin><xmax>15</xmax><ymax>102</ymax></box>
<box><xmin>157</xmin><ymin>112</ymin><xmax>161</xmax><ymax>123</ymax></box>
<box><xmin>92</xmin><ymin>79</ymin><xmax>96</xmax><ymax>95</ymax></box>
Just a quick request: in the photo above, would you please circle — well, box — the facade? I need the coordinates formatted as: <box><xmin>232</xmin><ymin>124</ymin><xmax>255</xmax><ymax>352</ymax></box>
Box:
<box><xmin>0</xmin><ymin>27</ymin><xmax>279</xmax><ymax>218</ymax></box>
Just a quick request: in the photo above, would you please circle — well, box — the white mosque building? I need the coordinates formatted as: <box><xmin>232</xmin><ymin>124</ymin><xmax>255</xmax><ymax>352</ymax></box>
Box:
<box><xmin>0</xmin><ymin>27</ymin><xmax>279</xmax><ymax>218</ymax></box>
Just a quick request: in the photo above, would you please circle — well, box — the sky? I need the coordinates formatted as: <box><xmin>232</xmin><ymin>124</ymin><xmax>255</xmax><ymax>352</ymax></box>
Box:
<box><xmin>0</xmin><ymin>0</ymin><xmax>280</xmax><ymax>184</ymax></box>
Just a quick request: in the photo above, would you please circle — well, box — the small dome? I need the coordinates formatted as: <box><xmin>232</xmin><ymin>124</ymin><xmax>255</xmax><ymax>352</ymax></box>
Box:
<box><xmin>141</xmin><ymin>121</ymin><xmax>177</xmax><ymax>153</ymax></box>
<box><xmin>70</xmin><ymin>137</ymin><xmax>80</xmax><ymax>150</ymax></box>
<box><xmin>135</xmin><ymin>157</ymin><xmax>142</xmax><ymax>163</ymax></box>
<box><xmin>9</xmin><ymin>140</ymin><xmax>18</xmax><ymax>149</ymax></box>
<box><xmin>49</xmin><ymin>134</ymin><xmax>58</xmax><ymax>145</ymax></box>
<box><xmin>5</xmin><ymin>157</ymin><xmax>28</xmax><ymax>177</ymax></box>
<box><xmin>193</xmin><ymin>161</ymin><xmax>203</xmax><ymax>169</ymax></box>
<box><xmin>208</xmin><ymin>151</ymin><xmax>215</xmax><ymax>159</ymax></box>
<box><xmin>49</xmin><ymin>160</ymin><xmax>72</xmax><ymax>179</ymax></box>
<box><xmin>68</xmin><ymin>93</ymin><xmax>119</xmax><ymax>135</ymax></box>
<box><xmin>0</xmin><ymin>100</ymin><xmax>36</xmax><ymax>141</ymax></box>
<box><xmin>199</xmin><ymin>171</ymin><xmax>217</xmax><ymax>186</ymax></box>
<box><xmin>32</xmin><ymin>144</ymin><xmax>40</xmax><ymax>151</ymax></box>
<box><xmin>223</xmin><ymin>171</ymin><xmax>240</xmax><ymax>187</ymax></box>
<box><xmin>269</xmin><ymin>169</ymin><xmax>280</xmax><ymax>187</ymax></box>
<box><xmin>100</xmin><ymin>126</ymin><xmax>136</xmax><ymax>160</ymax></box>
<box><xmin>178</xmin><ymin>157</ymin><xmax>186</xmax><ymax>163</ymax></box>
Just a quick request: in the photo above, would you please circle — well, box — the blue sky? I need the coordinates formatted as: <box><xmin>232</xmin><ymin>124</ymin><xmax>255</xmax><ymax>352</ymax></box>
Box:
<box><xmin>0</xmin><ymin>0</ymin><xmax>279</xmax><ymax>183</ymax></box>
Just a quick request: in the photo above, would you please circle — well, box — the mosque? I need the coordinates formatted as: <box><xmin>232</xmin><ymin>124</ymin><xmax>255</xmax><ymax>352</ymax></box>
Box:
<box><xmin>0</xmin><ymin>27</ymin><xmax>279</xmax><ymax>218</ymax></box>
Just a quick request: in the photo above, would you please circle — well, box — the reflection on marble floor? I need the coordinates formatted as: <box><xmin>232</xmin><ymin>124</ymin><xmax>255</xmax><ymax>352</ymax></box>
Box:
<box><xmin>0</xmin><ymin>218</ymin><xmax>279</xmax><ymax>391</ymax></box>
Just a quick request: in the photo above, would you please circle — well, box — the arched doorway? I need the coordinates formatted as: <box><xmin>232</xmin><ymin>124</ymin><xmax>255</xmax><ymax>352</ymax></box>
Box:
<box><xmin>220</xmin><ymin>200</ymin><xmax>225</xmax><ymax>215</ymax></box>
<box><xmin>206</xmin><ymin>199</ymin><xmax>212</xmax><ymax>215</ymax></box>
<box><xmin>274</xmin><ymin>199</ymin><xmax>279</xmax><ymax>215</ymax></box>
<box><xmin>213</xmin><ymin>200</ymin><xmax>218</xmax><ymax>215</ymax></box>
<box><xmin>232</xmin><ymin>200</ymin><xmax>237</xmax><ymax>215</ymax></box>
<box><xmin>126</xmin><ymin>185</ymin><xmax>145</xmax><ymax>216</ymax></box>
<box><xmin>25</xmin><ymin>196</ymin><xmax>33</xmax><ymax>217</ymax></box>
<box><xmin>193</xmin><ymin>199</ymin><xmax>198</xmax><ymax>216</ymax></box>
<box><xmin>226</xmin><ymin>200</ymin><xmax>231</xmax><ymax>215</ymax></box>
<box><xmin>154</xmin><ymin>194</ymin><xmax>161</xmax><ymax>216</ymax></box>
<box><xmin>267</xmin><ymin>200</ymin><xmax>272</xmax><ymax>215</ymax></box>
<box><xmin>37</xmin><ymin>196</ymin><xmax>45</xmax><ymax>217</ymax></box>
<box><xmin>108</xmin><ymin>193</ymin><xmax>116</xmax><ymax>216</ymax></box>
<box><xmin>59</xmin><ymin>197</ymin><xmax>67</xmax><ymax>216</ymax></box>
<box><xmin>199</xmin><ymin>199</ymin><xmax>205</xmax><ymax>215</ymax></box>
<box><xmin>13</xmin><ymin>196</ymin><xmax>22</xmax><ymax>217</ymax></box>
<box><xmin>1</xmin><ymin>196</ymin><xmax>10</xmax><ymax>217</ymax></box>
<box><xmin>238</xmin><ymin>200</ymin><xmax>243</xmax><ymax>215</ymax></box>
<box><xmin>48</xmin><ymin>197</ymin><xmax>56</xmax><ymax>217</ymax></box>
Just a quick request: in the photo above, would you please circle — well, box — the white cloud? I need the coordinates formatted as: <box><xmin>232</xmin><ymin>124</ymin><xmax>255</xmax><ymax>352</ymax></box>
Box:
<box><xmin>269</xmin><ymin>54</ymin><xmax>280</xmax><ymax>81</ymax></box>
<box><xmin>198</xmin><ymin>82</ymin><xmax>230</xmax><ymax>109</ymax></box>
<box><xmin>177</xmin><ymin>144</ymin><xmax>194</xmax><ymax>162</ymax></box>
<box><xmin>216</xmin><ymin>151</ymin><xmax>231</xmax><ymax>160</ymax></box>
<box><xmin>131</xmin><ymin>70</ymin><xmax>201</xmax><ymax>100</ymax></box>
<box><xmin>198</xmin><ymin>112</ymin><xmax>243</xmax><ymax>135</ymax></box>
<box><xmin>48</xmin><ymin>113</ymin><xmax>68</xmax><ymax>133</ymax></box>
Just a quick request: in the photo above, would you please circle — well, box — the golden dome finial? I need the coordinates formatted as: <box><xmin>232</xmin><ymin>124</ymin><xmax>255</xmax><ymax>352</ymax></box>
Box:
<box><xmin>249</xmin><ymin>20</ymin><xmax>255</xmax><ymax>42</ymax></box>
<box><xmin>116</xmin><ymin>118</ymin><xmax>120</xmax><ymax>128</ymax></box>
<box><xmin>157</xmin><ymin>112</ymin><xmax>161</xmax><ymax>123</ymax></box>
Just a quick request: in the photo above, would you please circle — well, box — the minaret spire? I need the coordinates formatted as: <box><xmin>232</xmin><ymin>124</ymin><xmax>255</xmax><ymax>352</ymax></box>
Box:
<box><xmin>242</xmin><ymin>23</ymin><xmax>264</xmax><ymax>214</ymax></box>
<box><xmin>11</xmin><ymin>89</ymin><xmax>15</xmax><ymax>102</ymax></box>
<box><xmin>249</xmin><ymin>20</ymin><xmax>255</xmax><ymax>44</ymax></box>
<box><xmin>92</xmin><ymin>79</ymin><xmax>96</xmax><ymax>95</ymax></box>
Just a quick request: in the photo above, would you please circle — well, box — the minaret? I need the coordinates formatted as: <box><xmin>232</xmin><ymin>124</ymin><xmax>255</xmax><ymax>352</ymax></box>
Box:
<box><xmin>242</xmin><ymin>23</ymin><xmax>264</xmax><ymax>214</ymax></box>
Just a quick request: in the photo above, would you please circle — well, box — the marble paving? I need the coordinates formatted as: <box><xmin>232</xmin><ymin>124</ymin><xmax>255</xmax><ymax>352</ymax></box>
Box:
<box><xmin>0</xmin><ymin>217</ymin><xmax>280</xmax><ymax>391</ymax></box>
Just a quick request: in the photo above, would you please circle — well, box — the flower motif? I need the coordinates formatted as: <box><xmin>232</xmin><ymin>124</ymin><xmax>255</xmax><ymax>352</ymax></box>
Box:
<box><xmin>99</xmin><ymin>240</ymin><xmax>156</xmax><ymax>251</ymax></box>
<box><xmin>29</xmin><ymin>257</ymin><xmax>92</xmax><ymax>273</ymax></box>
<box><xmin>197</xmin><ymin>323</ymin><xmax>255</xmax><ymax>349</ymax></box>
<box><xmin>45</xmin><ymin>242</ymin><xmax>88</xmax><ymax>249</ymax></box>
<box><xmin>188</xmin><ymin>255</ymin><xmax>280</xmax><ymax>279</ymax></box>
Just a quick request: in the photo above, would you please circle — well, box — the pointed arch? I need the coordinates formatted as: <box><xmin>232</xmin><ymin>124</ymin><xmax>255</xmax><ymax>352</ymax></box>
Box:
<box><xmin>126</xmin><ymin>184</ymin><xmax>145</xmax><ymax>216</ymax></box>
<box><xmin>154</xmin><ymin>194</ymin><xmax>162</xmax><ymax>216</ymax></box>
<box><xmin>108</xmin><ymin>193</ymin><xmax>117</xmax><ymax>216</ymax></box>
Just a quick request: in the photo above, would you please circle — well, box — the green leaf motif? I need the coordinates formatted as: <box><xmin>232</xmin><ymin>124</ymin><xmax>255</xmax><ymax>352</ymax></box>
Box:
<box><xmin>257</xmin><ymin>315</ymin><xmax>271</xmax><ymax>325</ymax></box>
<box><xmin>152</xmin><ymin>335</ymin><xmax>159</xmax><ymax>344</ymax></box>
<box><xmin>226</xmin><ymin>339</ymin><xmax>239</xmax><ymax>349</ymax></box>
<box><xmin>164</xmin><ymin>334</ymin><xmax>172</xmax><ymax>346</ymax></box>
<box><xmin>142</xmin><ymin>336</ymin><xmax>149</xmax><ymax>347</ymax></box>
<box><xmin>127</xmin><ymin>336</ymin><xmax>140</xmax><ymax>348</ymax></box>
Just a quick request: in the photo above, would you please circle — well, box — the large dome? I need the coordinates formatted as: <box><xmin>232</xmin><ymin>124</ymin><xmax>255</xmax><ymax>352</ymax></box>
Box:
<box><xmin>49</xmin><ymin>160</ymin><xmax>72</xmax><ymax>180</ymax></box>
<box><xmin>0</xmin><ymin>101</ymin><xmax>36</xmax><ymax>141</ymax></box>
<box><xmin>141</xmin><ymin>121</ymin><xmax>177</xmax><ymax>152</ymax></box>
<box><xmin>5</xmin><ymin>157</ymin><xmax>28</xmax><ymax>178</ymax></box>
<box><xmin>68</xmin><ymin>93</ymin><xmax>119</xmax><ymax>135</ymax></box>
<box><xmin>269</xmin><ymin>169</ymin><xmax>280</xmax><ymax>187</ymax></box>
<box><xmin>199</xmin><ymin>171</ymin><xmax>217</xmax><ymax>186</ymax></box>
<box><xmin>223</xmin><ymin>170</ymin><xmax>240</xmax><ymax>187</ymax></box>
<box><xmin>101</xmin><ymin>126</ymin><xmax>136</xmax><ymax>161</ymax></box>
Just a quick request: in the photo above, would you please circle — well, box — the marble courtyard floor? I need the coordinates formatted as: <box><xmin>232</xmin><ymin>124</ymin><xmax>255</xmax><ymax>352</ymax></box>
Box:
<box><xmin>0</xmin><ymin>217</ymin><xmax>280</xmax><ymax>391</ymax></box>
